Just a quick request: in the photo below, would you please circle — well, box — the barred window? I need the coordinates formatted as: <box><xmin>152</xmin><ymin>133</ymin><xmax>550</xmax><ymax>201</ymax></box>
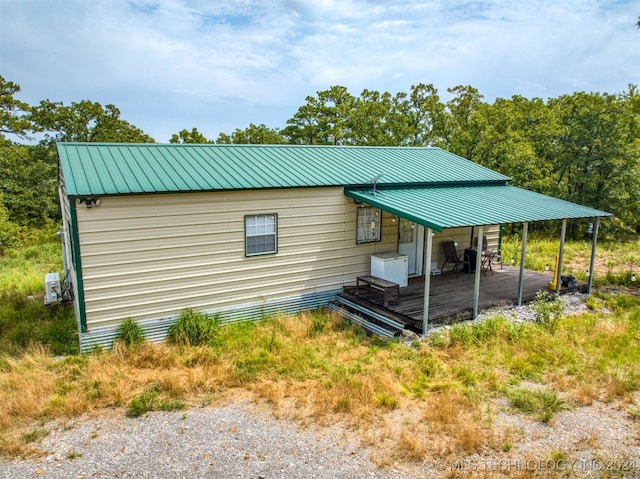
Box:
<box><xmin>356</xmin><ymin>206</ymin><xmax>381</xmax><ymax>244</ymax></box>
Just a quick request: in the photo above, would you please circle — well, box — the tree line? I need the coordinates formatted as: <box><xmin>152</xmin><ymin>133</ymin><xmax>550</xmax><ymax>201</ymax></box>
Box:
<box><xmin>1</xmin><ymin>75</ymin><xmax>638</xmax><ymax>252</ymax></box>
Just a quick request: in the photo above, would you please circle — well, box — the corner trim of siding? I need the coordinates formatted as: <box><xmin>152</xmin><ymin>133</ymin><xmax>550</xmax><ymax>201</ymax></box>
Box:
<box><xmin>69</xmin><ymin>198</ymin><xmax>88</xmax><ymax>333</ymax></box>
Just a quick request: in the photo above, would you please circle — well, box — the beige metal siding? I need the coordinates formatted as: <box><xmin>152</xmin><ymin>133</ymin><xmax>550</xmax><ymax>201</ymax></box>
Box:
<box><xmin>75</xmin><ymin>187</ymin><xmax>398</xmax><ymax>330</ymax></box>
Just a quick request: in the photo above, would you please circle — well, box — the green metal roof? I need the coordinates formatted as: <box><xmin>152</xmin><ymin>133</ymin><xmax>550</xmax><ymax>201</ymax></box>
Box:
<box><xmin>346</xmin><ymin>185</ymin><xmax>612</xmax><ymax>232</ymax></box>
<box><xmin>57</xmin><ymin>143</ymin><xmax>510</xmax><ymax>197</ymax></box>
<box><xmin>57</xmin><ymin>143</ymin><xmax>611</xmax><ymax>227</ymax></box>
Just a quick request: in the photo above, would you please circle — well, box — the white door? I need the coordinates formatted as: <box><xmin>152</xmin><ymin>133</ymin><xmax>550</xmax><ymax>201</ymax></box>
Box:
<box><xmin>398</xmin><ymin>218</ymin><xmax>424</xmax><ymax>276</ymax></box>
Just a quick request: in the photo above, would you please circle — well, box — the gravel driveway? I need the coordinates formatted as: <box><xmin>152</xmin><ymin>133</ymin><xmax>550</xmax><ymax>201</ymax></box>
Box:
<box><xmin>3</xmin><ymin>396</ymin><xmax>639</xmax><ymax>479</ymax></box>
<box><xmin>0</xmin><ymin>400</ymin><xmax>415</xmax><ymax>479</ymax></box>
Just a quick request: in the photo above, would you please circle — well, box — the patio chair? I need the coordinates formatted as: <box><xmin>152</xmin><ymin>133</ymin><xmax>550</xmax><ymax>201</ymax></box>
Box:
<box><xmin>488</xmin><ymin>238</ymin><xmax>503</xmax><ymax>269</ymax></box>
<box><xmin>440</xmin><ymin>241</ymin><xmax>470</xmax><ymax>278</ymax></box>
<box><xmin>474</xmin><ymin>236</ymin><xmax>502</xmax><ymax>274</ymax></box>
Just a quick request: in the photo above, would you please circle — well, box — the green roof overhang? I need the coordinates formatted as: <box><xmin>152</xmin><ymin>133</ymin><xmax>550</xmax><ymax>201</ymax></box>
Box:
<box><xmin>345</xmin><ymin>185</ymin><xmax>612</xmax><ymax>232</ymax></box>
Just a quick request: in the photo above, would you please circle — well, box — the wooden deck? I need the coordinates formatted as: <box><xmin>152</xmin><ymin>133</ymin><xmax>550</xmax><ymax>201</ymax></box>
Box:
<box><xmin>340</xmin><ymin>265</ymin><xmax>586</xmax><ymax>332</ymax></box>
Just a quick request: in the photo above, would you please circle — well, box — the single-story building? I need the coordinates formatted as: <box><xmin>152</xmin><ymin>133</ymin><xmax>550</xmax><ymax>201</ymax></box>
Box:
<box><xmin>54</xmin><ymin>143</ymin><xmax>611</xmax><ymax>351</ymax></box>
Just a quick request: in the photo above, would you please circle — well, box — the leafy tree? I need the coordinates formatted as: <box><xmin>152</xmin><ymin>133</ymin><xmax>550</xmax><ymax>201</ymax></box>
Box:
<box><xmin>0</xmin><ymin>144</ymin><xmax>59</xmax><ymax>226</ymax></box>
<box><xmin>282</xmin><ymin>84</ymin><xmax>447</xmax><ymax>147</ymax></box>
<box><xmin>440</xmin><ymin>85</ymin><xmax>485</xmax><ymax>160</ymax></box>
<box><xmin>29</xmin><ymin>100</ymin><xmax>154</xmax><ymax>145</ymax></box>
<box><xmin>348</xmin><ymin>89</ymin><xmax>398</xmax><ymax>146</ymax></box>
<box><xmin>216</xmin><ymin>123</ymin><xmax>285</xmax><ymax>144</ymax></box>
<box><xmin>0</xmin><ymin>75</ymin><xmax>33</xmax><ymax>140</ymax></box>
<box><xmin>390</xmin><ymin>83</ymin><xmax>446</xmax><ymax>146</ymax></box>
<box><xmin>0</xmin><ymin>192</ymin><xmax>21</xmax><ymax>254</ymax></box>
<box><xmin>0</xmin><ymin>74</ymin><xmax>637</xmax><ymax>239</ymax></box>
<box><xmin>473</xmin><ymin>96</ymin><xmax>558</xmax><ymax>192</ymax></box>
<box><xmin>613</xmin><ymin>85</ymin><xmax>640</xmax><ymax>232</ymax></box>
<box><xmin>282</xmin><ymin>86</ymin><xmax>356</xmax><ymax>145</ymax></box>
<box><xmin>281</xmin><ymin>96</ymin><xmax>326</xmax><ymax>144</ymax></box>
<box><xmin>549</xmin><ymin>90</ymin><xmax>639</xmax><ymax>233</ymax></box>
<box><xmin>170</xmin><ymin>127</ymin><xmax>214</xmax><ymax>144</ymax></box>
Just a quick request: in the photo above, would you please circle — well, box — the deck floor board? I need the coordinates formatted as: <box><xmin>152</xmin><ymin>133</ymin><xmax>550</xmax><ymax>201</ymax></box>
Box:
<box><xmin>340</xmin><ymin>266</ymin><xmax>584</xmax><ymax>329</ymax></box>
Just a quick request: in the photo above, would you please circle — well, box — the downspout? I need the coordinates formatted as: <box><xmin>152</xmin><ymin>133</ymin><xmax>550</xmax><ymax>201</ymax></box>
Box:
<box><xmin>472</xmin><ymin>225</ymin><xmax>483</xmax><ymax>319</ymax></box>
<box><xmin>517</xmin><ymin>222</ymin><xmax>528</xmax><ymax>306</ymax></box>
<box><xmin>587</xmin><ymin>217</ymin><xmax>600</xmax><ymax>294</ymax></box>
<box><xmin>422</xmin><ymin>227</ymin><xmax>433</xmax><ymax>334</ymax></box>
<box><xmin>555</xmin><ymin>219</ymin><xmax>567</xmax><ymax>294</ymax></box>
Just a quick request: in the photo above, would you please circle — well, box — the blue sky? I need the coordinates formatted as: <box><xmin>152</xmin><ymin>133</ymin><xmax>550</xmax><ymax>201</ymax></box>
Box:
<box><xmin>1</xmin><ymin>0</ymin><xmax>638</xmax><ymax>142</ymax></box>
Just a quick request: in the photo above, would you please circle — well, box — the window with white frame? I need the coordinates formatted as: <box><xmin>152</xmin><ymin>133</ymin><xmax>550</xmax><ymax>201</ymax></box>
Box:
<box><xmin>356</xmin><ymin>206</ymin><xmax>382</xmax><ymax>243</ymax></box>
<box><xmin>245</xmin><ymin>214</ymin><xmax>277</xmax><ymax>256</ymax></box>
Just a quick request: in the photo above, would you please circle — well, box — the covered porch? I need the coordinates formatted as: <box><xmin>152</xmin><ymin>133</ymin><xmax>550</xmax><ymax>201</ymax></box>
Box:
<box><xmin>340</xmin><ymin>183</ymin><xmax>611</xmax><ymax>336</ymax></box>
<box><xmin>331</xmin><ymin>265</ymin><xmax>587</xmax><ymax>336</ymax></box>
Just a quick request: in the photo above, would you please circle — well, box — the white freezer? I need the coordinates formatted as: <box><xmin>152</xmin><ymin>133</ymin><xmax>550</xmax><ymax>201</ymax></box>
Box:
<box><xmin>370</xmin><ymin>252</ymin><xmax>408</xmax><ymax>287</ymax></box>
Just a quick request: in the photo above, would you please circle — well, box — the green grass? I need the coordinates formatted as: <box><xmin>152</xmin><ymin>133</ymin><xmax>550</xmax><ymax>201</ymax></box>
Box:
<box><xmin>507</xmin><ymin>387</ymin><xmax>569</xmax><ymax>423</ymax></box>
<box><xmin>127</xmin><ymin>385</ymin><xmax>186</xmax><ymax>417</ymax></box>
<box><xmin>0</xmin><ymin>242</ymin><xmax>77</xmax><ymax>356</ymax></box>
<box><xmin>21</xmin><ymin>427</ymin><xmax>49</xmax><ymax>444</ymax></box>
<box><xmin>167</xmin><ymin>308</ymin><xmax>219</xmax><ymax>346</ymax></box>
<box><xmin>115</xmin><ymin>318</ymin><xmax>147</xmax><ymax>348</ymax></box>
<box><xmin>501</xmin><ymin>234</ymin><xmax>640</xmax><ymax>287</ymax></box>
<box><xmin>529</xmin><ymin>291</ymin><xmax>564</xmax><ymax>332</ymax></box>
<box><xmin>431</xmin><ymin>315</ymin><xmax>530</xmax><ymax>348</ymax></box>
<box><xmin>0</xmin><ymin>243</ymin><xmax>63</xmax><ymax>297</ymax></box>
<box><xmin>374</xmin><ymin>391</ymin><xmax>399</xmax><ymax>410</ymax></box>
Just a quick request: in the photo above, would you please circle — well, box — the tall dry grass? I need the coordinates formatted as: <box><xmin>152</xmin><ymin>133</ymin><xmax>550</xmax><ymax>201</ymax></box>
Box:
<box><xmin>1</xmin><ymin>293</ymin><xmax>639</xmax><ymax>465</ymax></box>
<box><xmin>0</xmin><ymin>311</ymin><xmax>492</xmax><ymax>460</ymax></box>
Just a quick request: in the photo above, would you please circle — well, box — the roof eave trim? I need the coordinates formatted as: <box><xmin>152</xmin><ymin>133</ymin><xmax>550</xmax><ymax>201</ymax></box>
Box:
<box><xmin>345</xmin><ymin>189</ymin><xmax>444</xmax><ymax>232</ymax></box>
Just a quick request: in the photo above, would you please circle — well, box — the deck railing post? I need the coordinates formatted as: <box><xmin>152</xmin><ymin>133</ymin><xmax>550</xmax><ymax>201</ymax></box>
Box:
<box><xmin>472</xmin><ymin>225</ymin><xmax>483</xmax><ymax>319</ymax></box>
<box><xmin>517</xmin><ymin>222</ymin><xmax>528</xmax><ymax>306</ymax></box>
<box><xmin>555</xmin><ymin>219</ymin><xmax>567</xmax><ymax>294</ymax></box>
<box><xmin>587</xmin><ymin>217</ymin><xmax>600</xmax><ymax>295</ymax></box>
<box><xmin>422</xmin><ymin>227</ymin><xmax>433</xmax><ymax>335</ymax></box>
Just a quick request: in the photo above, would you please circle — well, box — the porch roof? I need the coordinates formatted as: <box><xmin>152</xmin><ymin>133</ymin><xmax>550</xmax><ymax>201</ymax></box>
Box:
<box><xmin>345</xmin><ymin>185</ymin><xmax>612</xmax><ymax>232</ymax></box>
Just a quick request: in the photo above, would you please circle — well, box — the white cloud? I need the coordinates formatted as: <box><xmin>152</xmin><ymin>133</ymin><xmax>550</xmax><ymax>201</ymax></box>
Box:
<box><xmin>1</xmin><ymin>0</ymin><xmax>638</xmax><ymax>141</ymax></box>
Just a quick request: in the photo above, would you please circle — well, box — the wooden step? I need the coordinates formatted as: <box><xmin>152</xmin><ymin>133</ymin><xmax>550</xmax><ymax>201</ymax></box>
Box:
<box><xmin>329</xmin><ymin>298</ymin><xmax>404</xmax><ymax>338</ymax></box>
<box><xmin>337</xmin><ymin>291</ymin><xmax>421</xmax><ymax>330</ymax></box>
